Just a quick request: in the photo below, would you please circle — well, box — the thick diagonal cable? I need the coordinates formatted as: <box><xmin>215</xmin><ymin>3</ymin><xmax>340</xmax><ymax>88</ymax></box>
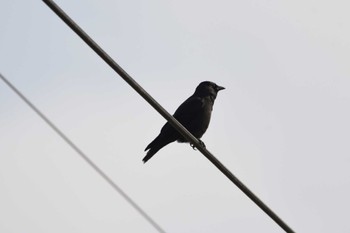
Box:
<box><xmin>0</xmin><ymin>73</ymin><xmax>166</xmax><ymax>233</ymax></box>
<box><xmin>42</xmin><ymin>1</ymin><xmax>295</xmax><ymax>232</ymax></box>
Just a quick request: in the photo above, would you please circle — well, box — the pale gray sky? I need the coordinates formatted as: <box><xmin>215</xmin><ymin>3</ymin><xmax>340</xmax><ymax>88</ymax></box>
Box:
<box><xmin>1</xmin><ymin>0</ymin><xmax>350</xmax><ymax>232</ymax></box>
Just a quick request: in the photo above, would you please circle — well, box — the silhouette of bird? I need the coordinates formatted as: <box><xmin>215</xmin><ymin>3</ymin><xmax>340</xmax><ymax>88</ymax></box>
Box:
<box><xmin>143</xmin><ymin>81</ymin><xmax>225</xmax><ymax>163</ymax></box>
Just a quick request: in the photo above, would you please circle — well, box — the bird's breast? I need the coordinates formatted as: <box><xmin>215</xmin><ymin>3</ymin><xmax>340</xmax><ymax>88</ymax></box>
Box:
<box><xmin>190</xmin><ymin>100</ymin><xmax>212</xmax><ymax>138</ymax></box>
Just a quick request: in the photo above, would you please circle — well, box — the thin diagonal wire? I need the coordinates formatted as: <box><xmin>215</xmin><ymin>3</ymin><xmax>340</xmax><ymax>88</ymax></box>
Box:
<box><xmin>0</xmin><ymin>73</ymin><xmax>166</xmax><ymax>233</ymax></box>
<box><xmin>42</xmin><ymin>1</ymin><xmax>295</xmax><ymax>232</ymax></box>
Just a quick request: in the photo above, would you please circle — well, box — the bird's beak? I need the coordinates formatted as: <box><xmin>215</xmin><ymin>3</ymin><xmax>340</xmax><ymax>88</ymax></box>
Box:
<box><xmin>216</xmin><ymin>85</ymin><xmax>225</xmax><ymax>91</ymax></box>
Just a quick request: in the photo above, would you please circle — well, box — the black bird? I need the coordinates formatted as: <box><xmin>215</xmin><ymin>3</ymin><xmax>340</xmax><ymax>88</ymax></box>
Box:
<box><xmin>143</xmin><ymin>81</ymin><xmax>225</xmax><ymax>163</ymax></box>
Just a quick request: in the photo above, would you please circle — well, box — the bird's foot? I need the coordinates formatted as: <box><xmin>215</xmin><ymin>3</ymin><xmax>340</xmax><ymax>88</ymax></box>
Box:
<box><xmin>190</xmin><ymin>140</ymin><xmax>206</xmax><ymax>150</ymax></box>
<box><xmin>190</xmin><ymin>143</ymin><xmax>196</xmax><ymax>150</ymax></box>
<box><xmin>199</xmin><ymin>140</ymin><xmax>206</xmax><ymax>148</ymax></box>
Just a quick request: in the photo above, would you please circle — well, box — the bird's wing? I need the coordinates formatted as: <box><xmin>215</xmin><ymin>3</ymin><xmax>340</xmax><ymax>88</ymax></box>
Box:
<box><xmin>143</xmin><ymin>97</ymin><xmax>202</xmax><ymax>161</ymax></box>
<box><xmin>173</xmin><ymin>96</ymin><xmax>204</xmax><ymax>126</ymax></box>
<box><xmin>158</xmin><ymin>96</ymin><xmax>203</xmax><ymax>134</ymax></box>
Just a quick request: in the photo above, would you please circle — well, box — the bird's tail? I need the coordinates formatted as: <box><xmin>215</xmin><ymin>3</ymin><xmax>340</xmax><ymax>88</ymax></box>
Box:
<box><xmin>143</xmin><ymin>147</ymin><xmax>160</xmax><ymax>163</ymax></box>
<box><xmin>143</xmin><ymin>136</ymin><xmax>172</xmax><ymax>163</ymax></box>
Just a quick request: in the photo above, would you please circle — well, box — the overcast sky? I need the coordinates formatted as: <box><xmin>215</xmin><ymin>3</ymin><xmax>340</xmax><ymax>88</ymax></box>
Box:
<box><xmin>1</xmin><ymin>0</ymin><xmax>350</xmax><ymax>232</ymax></box>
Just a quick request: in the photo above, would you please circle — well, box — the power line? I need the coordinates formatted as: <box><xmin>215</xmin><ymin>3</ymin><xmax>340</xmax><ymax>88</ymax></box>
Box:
<box><xmin>0</xmin><ymin>73</ymin><xmax>166</xmax><ymax>233</ymax></box>
<box><xmin>42</xmin><ymin>1</ymin><xmax>295</xmax><ymax>232</ymax></box>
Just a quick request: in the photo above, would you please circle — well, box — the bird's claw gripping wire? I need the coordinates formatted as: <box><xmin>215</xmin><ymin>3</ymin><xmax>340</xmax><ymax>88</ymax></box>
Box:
<box><xmin>190</xmin><ymin>139</ymin><xmax>206</xmax><ymax>150</ymax></box>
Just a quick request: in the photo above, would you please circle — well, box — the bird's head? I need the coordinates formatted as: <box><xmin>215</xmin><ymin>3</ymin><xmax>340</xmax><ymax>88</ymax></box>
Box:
<box><xmin>194</xmin><ymin>81</ymin><xmax>225</xmax><ymax>100</ymax></box>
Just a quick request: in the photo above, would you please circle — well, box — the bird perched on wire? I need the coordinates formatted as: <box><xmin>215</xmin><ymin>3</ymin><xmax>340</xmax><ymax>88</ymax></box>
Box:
<box><xmin>143</xmin><ymin>81</ymin><xmax>225</xmax><ymax>163</ymax></box>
